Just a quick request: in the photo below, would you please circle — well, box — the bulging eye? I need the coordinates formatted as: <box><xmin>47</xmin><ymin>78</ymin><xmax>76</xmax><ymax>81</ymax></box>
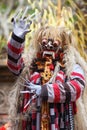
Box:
<box><xmin>53</xmin><ymin>41</ymin><xmax>60</xmax><ymax>47</ymax></box>
<box><xmin>42</xmin><ymin>39</ymin><xmax>47</xmax><ymax>45</ymax></box>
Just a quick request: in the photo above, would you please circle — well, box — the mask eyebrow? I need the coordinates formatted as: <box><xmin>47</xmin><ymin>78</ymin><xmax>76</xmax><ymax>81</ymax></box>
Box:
<box><xmin>48</xmin><ymin>38</ymin><xmax>54</xmax><ymax>43</ymax></box>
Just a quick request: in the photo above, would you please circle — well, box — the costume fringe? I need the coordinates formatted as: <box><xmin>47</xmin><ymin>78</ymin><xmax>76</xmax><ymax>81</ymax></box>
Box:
<box><xmin>8</xmin><ymin>69</ymin><xmax>28</xmax><ymax>130</ymax></box>
<box><xmin>74</xmin><ymin>97</ymin><xmax>87</xmax><ymax>130</ymax></box>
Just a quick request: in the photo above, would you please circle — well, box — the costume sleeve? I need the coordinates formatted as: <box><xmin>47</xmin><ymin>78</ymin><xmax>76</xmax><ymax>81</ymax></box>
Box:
<box><xmin>7</xmin><ymin>33</ymin><xmax>25</xmax><ymax>75</ymax></box>
<box><xmin>41</xmin><ymin>64</ymin><xmax>85</xmax><ymax>103</ymax></box>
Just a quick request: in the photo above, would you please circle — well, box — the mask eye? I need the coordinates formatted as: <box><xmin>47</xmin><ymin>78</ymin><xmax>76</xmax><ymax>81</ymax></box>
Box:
<box><xmin>53</xmin><ymin>41</ymin><xmax>60</xmax><ymax>47</ymax></box>
<box><xmin>42</xmin><ymin>39</ymin><xmax>47</xmax><ymax>45</ymax></box>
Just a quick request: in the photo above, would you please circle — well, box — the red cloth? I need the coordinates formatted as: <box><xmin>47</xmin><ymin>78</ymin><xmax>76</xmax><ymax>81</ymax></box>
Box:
<box><xmin>0</xmin><ymin>126</ymin><xmax>6</xmax><ymax>130</ymax></box>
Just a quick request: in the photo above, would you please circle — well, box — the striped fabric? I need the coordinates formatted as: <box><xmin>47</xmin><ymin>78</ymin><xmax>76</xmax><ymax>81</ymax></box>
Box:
<box><xmin>19</xmin><ymin>65</ymin><xmax>85</xmax><ymax>130</ymax></box>
<box><xmin>30</xmin><ymin>72</ymin><xmax>41</xmax><ymax>84</ymax></box>
<box><xmin>7</xmin><ymin>33</ymin><xmax>25</xmax><ymax>75</ymax></box>
<box><xmin>43</xmin><ymin>64</ymin><xmax>85</xmax><ymax>103</ymax></box>
<box><xmin>7</xmin><ymin>34</ymin><xmax>85</xmax><ymax>130</ymax></box>
<box><xmin>55</xmin><ymin>70</ymin><xmax>65</xmax><ymax>83</ymax></box>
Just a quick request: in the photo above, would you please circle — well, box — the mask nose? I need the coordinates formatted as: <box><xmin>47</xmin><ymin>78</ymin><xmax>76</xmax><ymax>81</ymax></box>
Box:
<box><xmin>45</xmin><ymin>41</ymin><xmax>53</xmax><ymax>50</ymax></box>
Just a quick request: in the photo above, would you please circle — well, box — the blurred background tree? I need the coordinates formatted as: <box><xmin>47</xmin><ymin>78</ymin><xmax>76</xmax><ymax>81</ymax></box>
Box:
<box><xmin>0</xmin><ymin>0</ymin><xmax>87</xmax><ymax>60</ymax></box>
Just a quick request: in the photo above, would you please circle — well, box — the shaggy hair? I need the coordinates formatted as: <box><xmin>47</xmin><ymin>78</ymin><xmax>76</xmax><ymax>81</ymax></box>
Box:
<box><xmin>8</xmin><ymin>26</ymin><xmax>87</xmax><ymax>130</ymax></box>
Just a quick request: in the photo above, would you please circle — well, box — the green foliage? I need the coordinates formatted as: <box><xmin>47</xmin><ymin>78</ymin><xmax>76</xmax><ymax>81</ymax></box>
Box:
<box><xmin>0</xmin><ymin>36</ymin><xmax>6</xmax><ymax>51</ymax></box>
<box><xmin>0</xmin><ymin>3</ymin><xmax>7</xmax><ymax>13</ymax></box>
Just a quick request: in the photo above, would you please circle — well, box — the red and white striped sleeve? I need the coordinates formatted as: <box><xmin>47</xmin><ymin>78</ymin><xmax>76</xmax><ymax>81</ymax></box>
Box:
<box><xmin>7</xmin><ymin>33</ymin><xmax>25</xmax><ymax>75</ymax></box>
<box><xmin>41</xmin><ymin>64</ymin><xmax>85</xmax><ymax>103</ymax></box>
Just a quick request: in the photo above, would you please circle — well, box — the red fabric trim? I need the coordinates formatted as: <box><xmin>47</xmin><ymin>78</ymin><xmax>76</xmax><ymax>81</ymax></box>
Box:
<box><xmin>73</xmin><ymin>102</ymin><xmax>77</xmax><ymax>114</ymax></box>
<box><xmin>7</xmin><ymin>62</ymin><xmax>21</xmax><ymax>71</ymax></box>
<box><xmin>22</xmin><ymin>120</ymin><xmax>27</xmax><ymax>130</ymax></box>
<box><xmin>32</xmin><ymin>113</ymin><xmax>36</xmax><ymax>119</ymax></box>
<box><xmin>55</xmin><ymin>71</ymin><xmax>64</xmax><ymax>83</ymax></box>
<box><xmin>30</xmin><ymin>73</ymin><xmax>40</xmax><ymax>84</ymax></box>
<box><xmin>53</xmin><ymin>83</ymin><xmax>60</xmax><ymax>102</ymax></box>
<box><xmin>23</xmin><ymin>93</ymin><xmax>30</xmax><ymax>112</ymax></box>
<box><xmin>55</xmin><ymin>76</ymin><xmax>63</xmax><ymax>83</ymax></box>
<box><xmin>0</xmin><ymin>126</ymin><xmax>6</xmax><ymax>130</ymax></box>
<box><xmin>71</xmin><ymin>72</ymin><xmax>84</xmax><ymax>80</ymax></box>
<box><xmin>70</xmin><ymin>80</ymin><xmax>81</xmax><ymax>99</ymax></box>
<box><xmin>20</xmin><ymin>57</ymin><xmax>24</xmax><ymax>64</ymax></box>
<box><xmin>8</xmin><ymin>42</ymin><xmax>23</xmax><ymax>54</ymax></box>
<box><xmin>32</xmin><ymin>126</ymin><xmax>36</xmax><ymax>130</ymax></box>
<box><xmin>59</xmin><ymin>71</ymin><xmax>64</xmax><ymax>75</ymax></box>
